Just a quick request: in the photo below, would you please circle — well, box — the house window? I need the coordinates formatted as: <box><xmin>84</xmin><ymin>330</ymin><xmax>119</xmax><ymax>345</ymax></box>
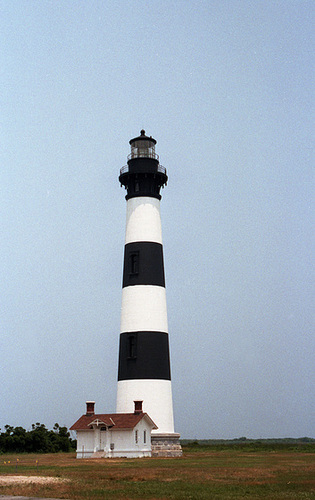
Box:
<box><xmin>129</xmin><ymin>251</ymin><xmax>139</xmax><ymax>275</ymax></box>
<box><xmin>143</xmin><ymin>430</ymin><xmax>146</xmax><ymax>444</ymax></box>
<box><xmin>135</xmin><ymin>430</ymin><xmax>138</xmax><ymax>444</ymax></box>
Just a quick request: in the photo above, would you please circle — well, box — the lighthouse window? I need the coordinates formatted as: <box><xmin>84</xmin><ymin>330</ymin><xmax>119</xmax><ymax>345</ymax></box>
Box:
<box><xmin>143</xmin><ymin>430</ymin><xmax>146</xmax><ymax>443</ymax></box>
<box><xmin>135</xmin><ymin>430</ymin><xmax>138</xmax><ymax>443</ymax></box>
<box><xmin>128</xmin><ymin>334</ymin><xmax>137</xmax><ymax>359</ymax></box>
<box><xmin>129</xmin><ymin>251</ymin><xmax>139</xmax><ymax>275</ymax></box>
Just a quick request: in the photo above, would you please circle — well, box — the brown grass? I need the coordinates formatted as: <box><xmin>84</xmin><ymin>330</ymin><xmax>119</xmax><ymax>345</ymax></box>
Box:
<box><xmin>0</xmin><ymin>450</ymin><xmax>314</xmax><ymax>499</ymax></box>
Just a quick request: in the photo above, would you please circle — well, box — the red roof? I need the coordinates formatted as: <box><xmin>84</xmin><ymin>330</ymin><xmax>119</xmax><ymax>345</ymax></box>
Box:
<box><xmin>70</xmin><ymin>413</ymin><xmax>157</xmax><ymax>431</ymax></box>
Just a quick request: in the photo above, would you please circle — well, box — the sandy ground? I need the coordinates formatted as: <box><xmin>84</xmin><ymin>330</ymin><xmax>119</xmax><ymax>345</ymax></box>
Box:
<box><xmin>0</xmin><ymin>476</ymin><xmax>68</xmax><ymax>485</ymax></box>
<box><xmin>0</xmin><ymin>476</ymin><xmax>69</xmax><ymax>499</ymax></box>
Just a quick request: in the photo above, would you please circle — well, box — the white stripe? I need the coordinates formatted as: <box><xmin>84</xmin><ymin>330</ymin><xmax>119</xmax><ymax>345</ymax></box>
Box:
<box><xmin>120</xmin><ymin>285</ymin><xmax>168</xmax><ymax>333</ymax></box>
<box><xmin>116</xmin><ymin>379</ymin><xmax>174</xmax><ymax>434</ymax></box>
<box><xmin>125</xmin><ymin>197</ymin><xmax>163</xmax><ymax>244</ymax></box>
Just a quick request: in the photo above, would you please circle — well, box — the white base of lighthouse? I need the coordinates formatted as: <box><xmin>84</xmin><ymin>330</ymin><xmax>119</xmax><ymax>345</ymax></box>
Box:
<box><xmin>116</xmin><ymin>379</ymin><xmax>174</xmax><ymax>434</ymax></box>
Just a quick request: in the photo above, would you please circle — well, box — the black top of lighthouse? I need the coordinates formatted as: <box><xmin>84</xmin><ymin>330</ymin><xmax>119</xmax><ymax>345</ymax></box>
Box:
<box><xmin>129</xmin><ymin>129</ymin><xmax>157</xmax><ymax>146</ymax></box>
<box><xmin>119</xmin><ymin>130</ymin><xmax>167</xmax><ymax>200</ymax></box>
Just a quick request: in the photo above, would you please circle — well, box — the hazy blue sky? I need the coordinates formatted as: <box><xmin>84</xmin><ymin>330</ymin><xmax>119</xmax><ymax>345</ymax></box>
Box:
<box><xmin>1</xmin><ymin>0</ymin><xmax>314</xmax><ymax>439</ymax></box>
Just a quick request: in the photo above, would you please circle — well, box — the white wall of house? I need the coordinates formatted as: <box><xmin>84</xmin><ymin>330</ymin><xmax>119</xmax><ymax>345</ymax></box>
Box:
<box><xmin>76</xmin><ymin>430</ymin><xmax>95</xmax><ymax>458</ymax></box>
<box><xmin>75</xmin><ymin>418</ymin><xmax>153</xmax><ymax>458</ymax></box>
<box><xmin>109</xmin><ymin>419</ymin><xmax>152</xmax><ymax>458</ymax></box>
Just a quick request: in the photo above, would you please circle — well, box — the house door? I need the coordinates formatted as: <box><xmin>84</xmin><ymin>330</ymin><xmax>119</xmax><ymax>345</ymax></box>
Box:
<box><xmin>100</xmin><ymin>428</ymin><xmax>107</xmax><ymax>450</ymax></box>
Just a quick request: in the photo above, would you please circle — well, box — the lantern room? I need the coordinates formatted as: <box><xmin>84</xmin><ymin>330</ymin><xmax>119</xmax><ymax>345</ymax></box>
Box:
<box><xmin>128</xmin><ymin>129</ymin><xmax>158</xmax><ymax>160</ymax></box>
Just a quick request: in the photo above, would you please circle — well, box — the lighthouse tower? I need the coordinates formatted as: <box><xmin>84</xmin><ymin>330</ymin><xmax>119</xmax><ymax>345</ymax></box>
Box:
<box><xmin>117</xmin><ymin>130</ymin><xmax>182</xmax><ymax>456</ymax></box>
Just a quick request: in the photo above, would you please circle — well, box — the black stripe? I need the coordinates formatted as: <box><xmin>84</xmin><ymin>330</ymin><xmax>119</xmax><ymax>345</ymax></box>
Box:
<box><xmin>118</xmin><ymin>331</ymin><xmax>171</xmax><ymax>381</ymax></box>
<box><xmin>123</xmin><ymin>242</ymin><xmax>165</xmax><ymax>288</ymax></box>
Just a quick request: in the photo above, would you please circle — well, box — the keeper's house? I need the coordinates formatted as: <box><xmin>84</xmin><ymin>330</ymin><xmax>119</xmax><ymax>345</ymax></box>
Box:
<box><xmin>70</xmin><ymin>401</ymin><xmax>157</xmax><ymax>458</ymax></box>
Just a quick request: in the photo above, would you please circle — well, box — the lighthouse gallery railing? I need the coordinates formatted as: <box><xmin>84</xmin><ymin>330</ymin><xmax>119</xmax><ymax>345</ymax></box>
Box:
<box><xmin>120</xmin><ymin>164</ymin><xmax>166</xmax><ymax>176</ymax></box>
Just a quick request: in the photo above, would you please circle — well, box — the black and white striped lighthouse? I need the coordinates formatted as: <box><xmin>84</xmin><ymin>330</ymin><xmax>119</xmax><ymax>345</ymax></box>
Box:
<box><xmin>117</xmin><ymin>130</ymin><xmax>182</xmax><ymax>456</ymax></box>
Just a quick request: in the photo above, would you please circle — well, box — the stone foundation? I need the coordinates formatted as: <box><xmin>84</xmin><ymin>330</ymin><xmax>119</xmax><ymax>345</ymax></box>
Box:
<box><xmin>151</xmin><ymin>433</ymin><xmax>183</xmax><ymax>457</ymax></box>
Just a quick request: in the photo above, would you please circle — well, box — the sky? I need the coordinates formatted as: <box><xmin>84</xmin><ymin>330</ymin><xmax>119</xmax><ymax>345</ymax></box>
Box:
<box><xmin>1</xmin><ymin>0</ymin><xmax>314</xmax><ymax>439</ymax></box>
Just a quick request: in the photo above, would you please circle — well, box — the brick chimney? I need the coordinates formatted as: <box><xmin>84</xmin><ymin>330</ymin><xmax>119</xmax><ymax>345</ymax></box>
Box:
<box><xmin>134</xmin><ymin>400</ymin><xmax>143</xmax><ymax>414</ymax></box>
<box><xmin>86</xmin><ymin>401</ymin><xmax>95</xmax><ymax>416</ymax></box>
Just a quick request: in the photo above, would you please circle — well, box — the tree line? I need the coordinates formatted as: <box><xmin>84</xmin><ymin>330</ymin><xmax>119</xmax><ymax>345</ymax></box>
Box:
<box><xmin>0</xmin><ymin>423</ymin><xmax>76</xmax><ymax>453</ymax></box>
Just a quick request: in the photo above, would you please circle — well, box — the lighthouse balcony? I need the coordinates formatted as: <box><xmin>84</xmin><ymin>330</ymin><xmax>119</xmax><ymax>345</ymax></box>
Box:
<box><xmin>120</xmin><ymin>163</ymin><xmax>166</xmax><ymax>176</ymax></box>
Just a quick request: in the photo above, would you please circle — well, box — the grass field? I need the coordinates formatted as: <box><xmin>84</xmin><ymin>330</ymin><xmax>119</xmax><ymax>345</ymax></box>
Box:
<box><xmin>0</xmin><ymin>446</ymin><xmax>314</xmax><ymax>499</ymax></box>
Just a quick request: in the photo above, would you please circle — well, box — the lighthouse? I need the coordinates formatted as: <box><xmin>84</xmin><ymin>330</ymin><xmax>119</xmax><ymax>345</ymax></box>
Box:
<box><xmin>117</xmin><ymin>130</ymin><xmax>182</xmax><ymax>456</ymax></box>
